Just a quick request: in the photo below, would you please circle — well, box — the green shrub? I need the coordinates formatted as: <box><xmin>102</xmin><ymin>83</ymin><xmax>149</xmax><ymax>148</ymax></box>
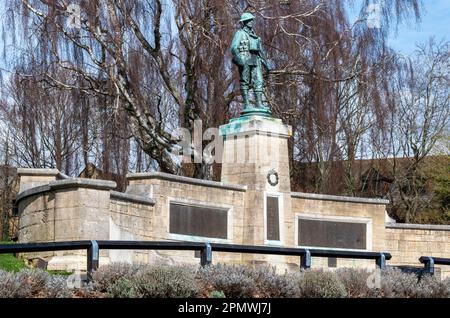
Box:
<box><xmin>381</xmin><ymin>268</ymin><xmax>423</xmax><ymax>298</ymax></box>
<box><xmin>92</xmin><ymin>262</ymin><xmax>141</xmax><ymax>292</ymax></box>
<box><xmin>197</xmin><ymin>264</ymin><xmax>259</xmax><ymax>298</ymax></box>
<box><xmin>298</xmin><ymin>270</ymin><xmax>347</xmax><ymax>298</ymax></box>
<box><xmin>73</xmin><ymin>283</ymin><xmax>103</xmax><ymax>298</ymax></box>
<box><xmin>93</xmin><ymin>263</ymin><xmax>199</xmax><ymax>298</ymax></box>
<box><xmin>442</xmin><ymin>278</ymin><xmax>450</xmax><ymax>296</ymax></box>
<box><xmin>210</xmin><ymin>290</ymin><xmax>226</xmax><ymax>298</ymax></box>
<box><xmin>45</xmin><ymin>276</ymin><xmax>71</xmax><ymax>298</ymax></box>
<box><xmin>243</xmin><ymin>265</ymin><xmax>300</xmax><ymax>298</ymax></box>
<box><xmin>107</xmin><ymin>278</ymin><xmax>138</xmax><ymax>298</ymax></box>
<box><xmin>338</xmin><ymin>268</ymin><xmax>449</xmax><ymax>298</ymax></box>
<box><xmin>415</xmin><ymin>274</ymin><xmax>449</xmax><ymax>298</ymax></box>
<box><xmin>197</xmin><ymin>264</ymin><xmax>300</xmax><ymax>298</ymax></box>
<box><xmin>0</xmin><ymin>269</ymin><xmax>70</xmax><ymax>298</ymax></box>
<box><xmin>20</xmin><ymin>269</ymin><xmax>48</xmax><ymax>295</ymax></box>
<box><xmin>132</xmin><ymin>265</ymin><xmax>199</xmax><ymax>298</ymax></box>
<box><xmin>0</xmin><ymin>269</ymin><xmax>32</xmax><ymax>298</ymax></box>
<box><xmin>336</xmin><ymin>268</ymin><xmax>376</xmax><ymax>298</ymax></box>
<box><xmin>1</xmin><ymin>263</ymin><xmax>450</xmax><ymax>298</ymax></box>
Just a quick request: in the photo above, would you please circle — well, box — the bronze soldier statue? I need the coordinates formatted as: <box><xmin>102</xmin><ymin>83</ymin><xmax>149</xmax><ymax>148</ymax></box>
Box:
<box><xmin>231</xmin><ymin>12</ymin><xmax>271</xmax><ymax>115</ymax></box>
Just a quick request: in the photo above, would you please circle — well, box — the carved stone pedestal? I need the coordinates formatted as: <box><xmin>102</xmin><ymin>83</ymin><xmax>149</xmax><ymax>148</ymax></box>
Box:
<box><xmin>220</xmin><ymin>115</ymin><xmax>295</xmax><ymax>267</ymax></box>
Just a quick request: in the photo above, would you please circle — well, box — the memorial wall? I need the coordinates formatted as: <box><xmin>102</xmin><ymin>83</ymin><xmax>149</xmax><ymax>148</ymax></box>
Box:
<box><xmin>15</xmin><ymin>115</ymin><xmax>450</xmax><ymax>277</ymax></box>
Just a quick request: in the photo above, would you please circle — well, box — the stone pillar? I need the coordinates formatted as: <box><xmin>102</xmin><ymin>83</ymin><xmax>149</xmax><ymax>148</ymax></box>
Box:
<box><xmin>17</xmin><ymin>168</ymin><xmax>60</xmax><ymax>193</ymax></box>
<box><xmin>219</xmin><ymin>115</ymin><xmax>293</xmax><ymax>251</ymax></box>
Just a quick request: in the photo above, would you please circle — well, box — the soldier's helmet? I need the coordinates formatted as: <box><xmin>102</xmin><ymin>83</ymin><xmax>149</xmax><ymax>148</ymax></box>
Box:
<box><xmin>239</xmin><ymin>12</ymin><xmax>255</xmax><ymax>23</ymax></box>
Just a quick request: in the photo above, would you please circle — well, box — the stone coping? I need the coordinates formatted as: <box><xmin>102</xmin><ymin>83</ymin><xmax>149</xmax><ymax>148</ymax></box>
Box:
<box><xmin>17</xmin><ymin>168</ymin><xmax>71</xmax><ymax>180</ymax></box>
<box><xmin>291</xmin><ymin>192</ymin><xmax>390</xmax><ymax>205</ymax></box>
<box><xmin>16</xmin><ymin>178</ymin><xmax>117</xmax><ymax>202</ymax></box>
<box><xmin>126</xmin><ymin>172</ymin><xmax>247</xmax><ymax>192</ymax></box>
<box><xmin>57</xmin><ymin>172</ymin><xmax>70</xmax><ymax>179</ymax></box>
<box><xmin>219</xmin><ymin>115</ymin><xmax>292</xmax><ymax>138</ymax></box>
<box><xmin>386</xmin><ymin>223</ymin><xmax>450</xmax><ymax>231</ymax></box>
<box><xmin>110</xmin><ymin>191</ymin><xmax>155</xmax><ymax>206</ymax></box>
<box><xmin>17</xmin><ymin>168</ymin><xmax>60</xmax><ymax>176</ymax></box>
<box><xmin>48</xmin><ymin>178</ymin><xmax>117</xmax><ymax>191</ymax></box>
<box><xmin>16</xmin><ymin>184</ymin><xmax>51</xmax><ymax>202</ymax></box>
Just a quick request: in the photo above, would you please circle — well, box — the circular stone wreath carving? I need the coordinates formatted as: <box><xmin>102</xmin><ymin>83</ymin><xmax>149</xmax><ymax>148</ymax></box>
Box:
<box><xmin>267</xmin><ymin>169</ymin><xmax>279</xmax><ymax>186</ymax></box>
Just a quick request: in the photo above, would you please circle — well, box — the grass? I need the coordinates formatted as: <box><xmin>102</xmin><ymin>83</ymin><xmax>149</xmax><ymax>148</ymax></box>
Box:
<box><xmin>0</xmin><ymin>241</ymin><xmax>73</xmax><ymax>275</ymax></box>
<box><xmin>0</xmin><ymin>240</ymin><xmax>27</xmax><ymax>272</ymax></box>
<box><xmin>47</xmin><ymin>270</ymin><xmax>74</xmax><ymax>276</ymax></box>
<box><xmin>0</xmin><ymin>254</ymin><xmax>26</xmax><ymax>272</ymax></box>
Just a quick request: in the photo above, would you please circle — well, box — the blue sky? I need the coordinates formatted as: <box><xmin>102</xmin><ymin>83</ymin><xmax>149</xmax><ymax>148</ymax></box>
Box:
<box><xmin>0</xmin><ymin>0</ymin><xmax>448</xmax><ymax>72</ymax></box>
<box><xmin>348</xmin><ymin>0</ymin><xmax>449</xmax><ymax>55</ymax></box>
<box><xmin>389</xmin><ymin>0</ymin><xmax>449</xmax><ymax>54</ymax></box>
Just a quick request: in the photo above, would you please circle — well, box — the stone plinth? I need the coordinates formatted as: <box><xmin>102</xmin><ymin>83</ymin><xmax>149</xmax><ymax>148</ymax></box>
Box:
<box><xmin>219</xmin><ymin>115</ymin><xmax>293</xmax><ymax>259</ymax></box>
<box><xmin>219</xmin><ymin>116</ymin><xmax>292</xmax><ymax>190</ymax></box>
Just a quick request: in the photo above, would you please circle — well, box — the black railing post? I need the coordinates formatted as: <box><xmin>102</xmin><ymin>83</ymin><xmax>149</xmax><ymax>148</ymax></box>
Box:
<box><xmin>419</xmin><ymin>256</ymin><xmax>435</xmax><ymax>276</ymax></box>
<box><xmin>200</xmin><ymin>243</ymin><xmax>212</xmax><ymax>266</ymax></box>
<box><xmin>300</xmin><ymin>250</ymin><xmax>311</xmax><ymax>270</ymax></box>
<box><xmin>87</xmin><ymin>240</ymin><xmax>99</xmax><ymax>281</ymax></box>
<box><xmin>376</xmin><ymin>253</ymin><xmax>386</xmax><ymax>270</ymax></box>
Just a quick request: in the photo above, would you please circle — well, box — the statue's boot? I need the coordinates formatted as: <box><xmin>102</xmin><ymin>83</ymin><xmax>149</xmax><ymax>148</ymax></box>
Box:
<box><xmin>255</xmin><ymin>91</ymin><xmax>264</xmax><ymax>108</ymax></box>
<box><xmin>242</xmin><ymin>89</ymin><xmax>250</xmax><ymax>109</ymax></box>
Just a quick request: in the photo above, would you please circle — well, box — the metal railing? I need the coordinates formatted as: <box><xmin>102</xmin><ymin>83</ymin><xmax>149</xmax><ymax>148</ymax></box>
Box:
<box><xmin>419</xmin><ymin>256</ymin><xmax>450</xmax><ymax>276</ymax></box>
<box><xmin>0</xmin><ymin>240</ymin><xmax>392</xmax><ymax>281</ymax></box>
